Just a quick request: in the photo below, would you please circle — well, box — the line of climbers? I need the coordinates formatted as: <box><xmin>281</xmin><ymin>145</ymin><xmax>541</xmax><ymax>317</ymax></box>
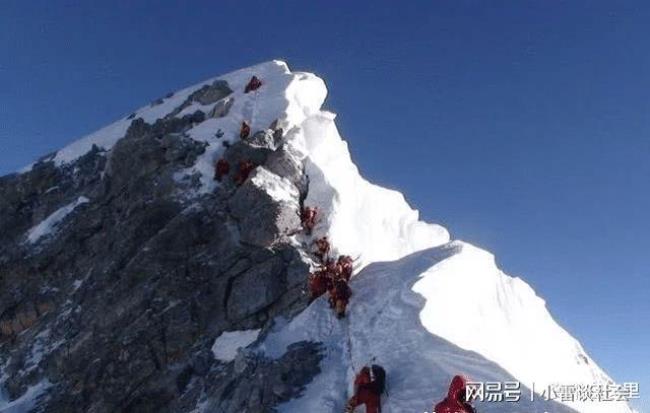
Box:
<box><xmin>212</xmin><ymin>74</ymin><xmax>477</xmax><ymax>413</ymax></box>
<box><xmin>345</xmin><ymin>368</ymin><xmax>476</xmax><ymax>413</ymax></box>
<box><xmin>298</xmin><ymin>183</ymin><xmax>475</xmax><ymax>412</ymax></box>
<box><xmin>212</xmin><ymin>76</ymin><xmax>354</xmax><ymax>320</ymax></box>
<box><xmin>214</xmin><ymin>158</ymin><xmax>256</xmax><ymax>186</ymax></box>
<box><xmin>300</xmin><ymin>207</ymin><xmax>354</xmax><ymax>319</ymax></box>
<box><xmin>212</xmin><ymin>76</ymin><xmax>263</xmax><ymax>185</ymax></box>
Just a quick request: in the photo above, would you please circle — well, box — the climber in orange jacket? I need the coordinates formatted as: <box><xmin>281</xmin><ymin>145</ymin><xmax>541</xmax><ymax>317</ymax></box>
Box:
<box><xmin>234</xmin><ymin>160</ymin><xmax>256</xmax><ymax>186</ymax></box>
<box><xmin>314</xmin><ymin>236</ymin><xmax>330</xmax><ymax>262</ymax></box>
<box><xmin>308</xmin><ymin>270</ymin><xmax>333</xmax><ymax>302</ymax></box>
<box><xmin>300</xmin><ymin>206</ymin><xmax>318</xmax><ymax>234</ymax></box>
<box><xmin>337</xmin><ymin>255</ymin><xmax>354</xmax><ymax>281</ymax></box>
<box><xmin>346</xmin><ymin>366</ymin><xmax>384</xmax><ymax>413</ymax></box>
<box><xmin>329</xmin><ymin>277</ymin><xmax>351</xmax><ymax>319</ymax></box>
<box><xmin>214</xmin><ymin>158</ymin><xmax>230</xmax><ymax>181</ymax></box>
<box><xmin>244</xmin><ymin>75</ymin><xmax>262</xmax><ymax>93</ymax></box>
<box><xmin>240</xmin><ymin>121</ymin><xmax>251</xmax><ymax>140</ymax></box>
<box><xmin>433</xmin><ymin>375</ymin><xmax>476</xmax><ymax>413</ymax></box>
<box><xmin>318</xmin><ymin>258</ymin><xmax>336</xmax><ymax>277</ymax></box>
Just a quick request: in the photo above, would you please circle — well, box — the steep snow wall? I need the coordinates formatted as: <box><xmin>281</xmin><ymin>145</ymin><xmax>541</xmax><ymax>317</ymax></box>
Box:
<box><xmin>293</xmin><ymin>110</ymin><xmax>450</xmax><ymax>267</ymax></box>
<box><xmin>413</xmin><ymin>242</ymin><xmax>625</xmax><ymax>413</ymax></box>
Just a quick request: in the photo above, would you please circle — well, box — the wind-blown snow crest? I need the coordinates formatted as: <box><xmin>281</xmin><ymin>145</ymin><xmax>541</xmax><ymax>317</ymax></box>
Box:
<box><xmin>292</xmin><ymin>110</ymin><xmax>450</xmax><ymax>267</ymax></box>
<box><xmin>266</xmin><ymin>69</ymin><xmax>450</xmax><ymax>267</ymax></box>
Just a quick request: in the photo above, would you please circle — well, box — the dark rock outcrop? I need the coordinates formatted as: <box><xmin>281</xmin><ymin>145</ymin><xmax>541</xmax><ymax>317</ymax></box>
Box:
<box><xmin>228</xmin><ymin>168</ymin><xmax>302</xmax><ymax>248</ymax></box>
<box><xmin>209</xmin><ymin>97</ymin><xmax>234</xmax><ymax>119</ymax></box>
<box><xmin>0</xmin><ymin>91</ymin><xmax>319</xmax><ymax>412</ymax></box>
<box><xmin>198</xmin><ymin>341</ymin><xmax>323</xmax><ymax>413</ymax></box>
<box><xmin>167</xmin><ymin>80</ymin><xmax>233</xmax><ymax>119</ymax></box>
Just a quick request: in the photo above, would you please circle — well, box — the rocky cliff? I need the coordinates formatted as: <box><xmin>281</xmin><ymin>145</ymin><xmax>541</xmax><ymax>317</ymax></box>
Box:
<box><xmin>0</xmin><ymin>63</ymin><xmax>325</xmax><ymax>413</ymax></box>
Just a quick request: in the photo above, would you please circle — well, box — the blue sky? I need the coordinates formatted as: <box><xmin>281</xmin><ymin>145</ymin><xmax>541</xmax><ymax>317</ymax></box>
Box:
<box><xmin>1</xmin><ymin>1</ymin><xmax>648</xmax><ymax>410</ymax></box>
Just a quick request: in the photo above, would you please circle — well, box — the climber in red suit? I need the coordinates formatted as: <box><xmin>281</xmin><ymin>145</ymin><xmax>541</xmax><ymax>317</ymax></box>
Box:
<box><xmin>314</xmin><ymin>236</ymin><xmax>330</xmax><ymax>262</ymax></box>
<box><xmin>346</xmin><ymin>366</ymin><xmax>381</xmax><ymax>413</ymax></box>
<box><xmin>240</xmin><ymin>121</ymin><xmax>251</xmax><ymax>140</ymax></box>
<box><xmin>337</xmin><ymin>255</ymin><xmax>354</xmax><ymax>281</ymax></box>
<box><xmin>433</xmin><ymin>375</ymin><xmax>476</xmax><ymax>413</ymax></box>
<box><xmin>308</xmin><ymin>270</ymin><xmax>332</xmax><ymax>302</ymax></box>
<box><xmin>321</xmin><ymin>258</ymin><xmax>338</xmax><ymax>278</ymax></box>
<box><xmin>300</xmin><ymin>206</ymin><xmax>318</xmax><ymax>234</ymax></box>
<box><xmin>244</xmin><ymin>75</ymin><xmax>262</xmax><ymax>93</ymax></box>
<box><xmin>329</xmin><ymin>278</ymin><xmax>351</xmax><ymax>319</ymax></box>
<box><xmin>234</xmin><ymin>160</ymin><xmax>255</xmax><ymax>186</ymax></box>
<box><xmin>213</xmin><ymin>158</ymin><xmax>230</xmax><ymax>181</ymax></box>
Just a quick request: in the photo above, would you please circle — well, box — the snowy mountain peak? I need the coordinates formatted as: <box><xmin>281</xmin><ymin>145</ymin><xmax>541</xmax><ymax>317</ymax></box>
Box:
<box><xmin>4</xmin><ymin>61</ymin><xmax>633</xmax><ymax>413</ymax></box>
<box><xmin>29</xmin><ymin>59</ymin><xmax>449</xmax><ymax>268</ymax></box>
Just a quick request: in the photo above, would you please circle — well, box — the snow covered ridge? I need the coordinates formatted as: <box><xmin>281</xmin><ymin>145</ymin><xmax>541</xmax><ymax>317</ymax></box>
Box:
<box><xmin>25</xmin><ymin>61</ymin><xmax>633</xmax><ymax>412</ymax></box>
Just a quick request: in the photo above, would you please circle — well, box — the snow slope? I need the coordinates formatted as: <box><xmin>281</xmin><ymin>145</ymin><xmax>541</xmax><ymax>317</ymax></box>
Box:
<box><xmin>260</xmin><ymin>242</ymin><xmax>632</xmax><ymax>413</ymax></box>
<box><xmin>260</xmin><ymin>243</ymin><xmax>567</xmax><ymax>413</ymax></box>
<box><xmin>412</xmin><ymin>242</ymin><xmax>623</xmax><ymax>412</ymax></box>
<box><xmin>30</xmin><ymin>61</ymin><xmax>632</xmax><ymax>413</ymax></box>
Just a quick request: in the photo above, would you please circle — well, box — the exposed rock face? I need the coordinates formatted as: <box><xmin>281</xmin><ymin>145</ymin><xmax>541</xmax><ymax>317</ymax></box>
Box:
<box><xmin>229</xmin><ymin>167</ymin><xmax>302</xmax><ymax>248</ymax></box>
<box><xmin>0</xmin><ymin>84</ymin><xmax>319</xmax><ymax>412</ymax></box>
<box><xmin>194</xmin><ymin>80</ymin><xmax>233</xmax><ymax>106</ymax></box>
<box><xmin>197</xmin><ymin>342</ymin><xmax>323</xmax><ymax>413</ymax></box>
<box><xmin>246</xmin><ymin>130</ymin><xmax>281</xmax><ymax>150</ymax></box>
<box><xmin>167</xmin><ymin>80</ymin><xmax>233</xmax><ymax>118</ymax></box>
<box><xmin>264</xmin><ymin>147</ymin><xmax>307</xmax><ymax>195</ymax></box>
<box><xmin>209</xmin><ymin>97</ymin><xmax>234</xmax><ymax>119</ymax></box>
<box><xmin>0</xmin><ymin>300</ymin><xmax>53</xmax><ymax>336</ymax></box>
